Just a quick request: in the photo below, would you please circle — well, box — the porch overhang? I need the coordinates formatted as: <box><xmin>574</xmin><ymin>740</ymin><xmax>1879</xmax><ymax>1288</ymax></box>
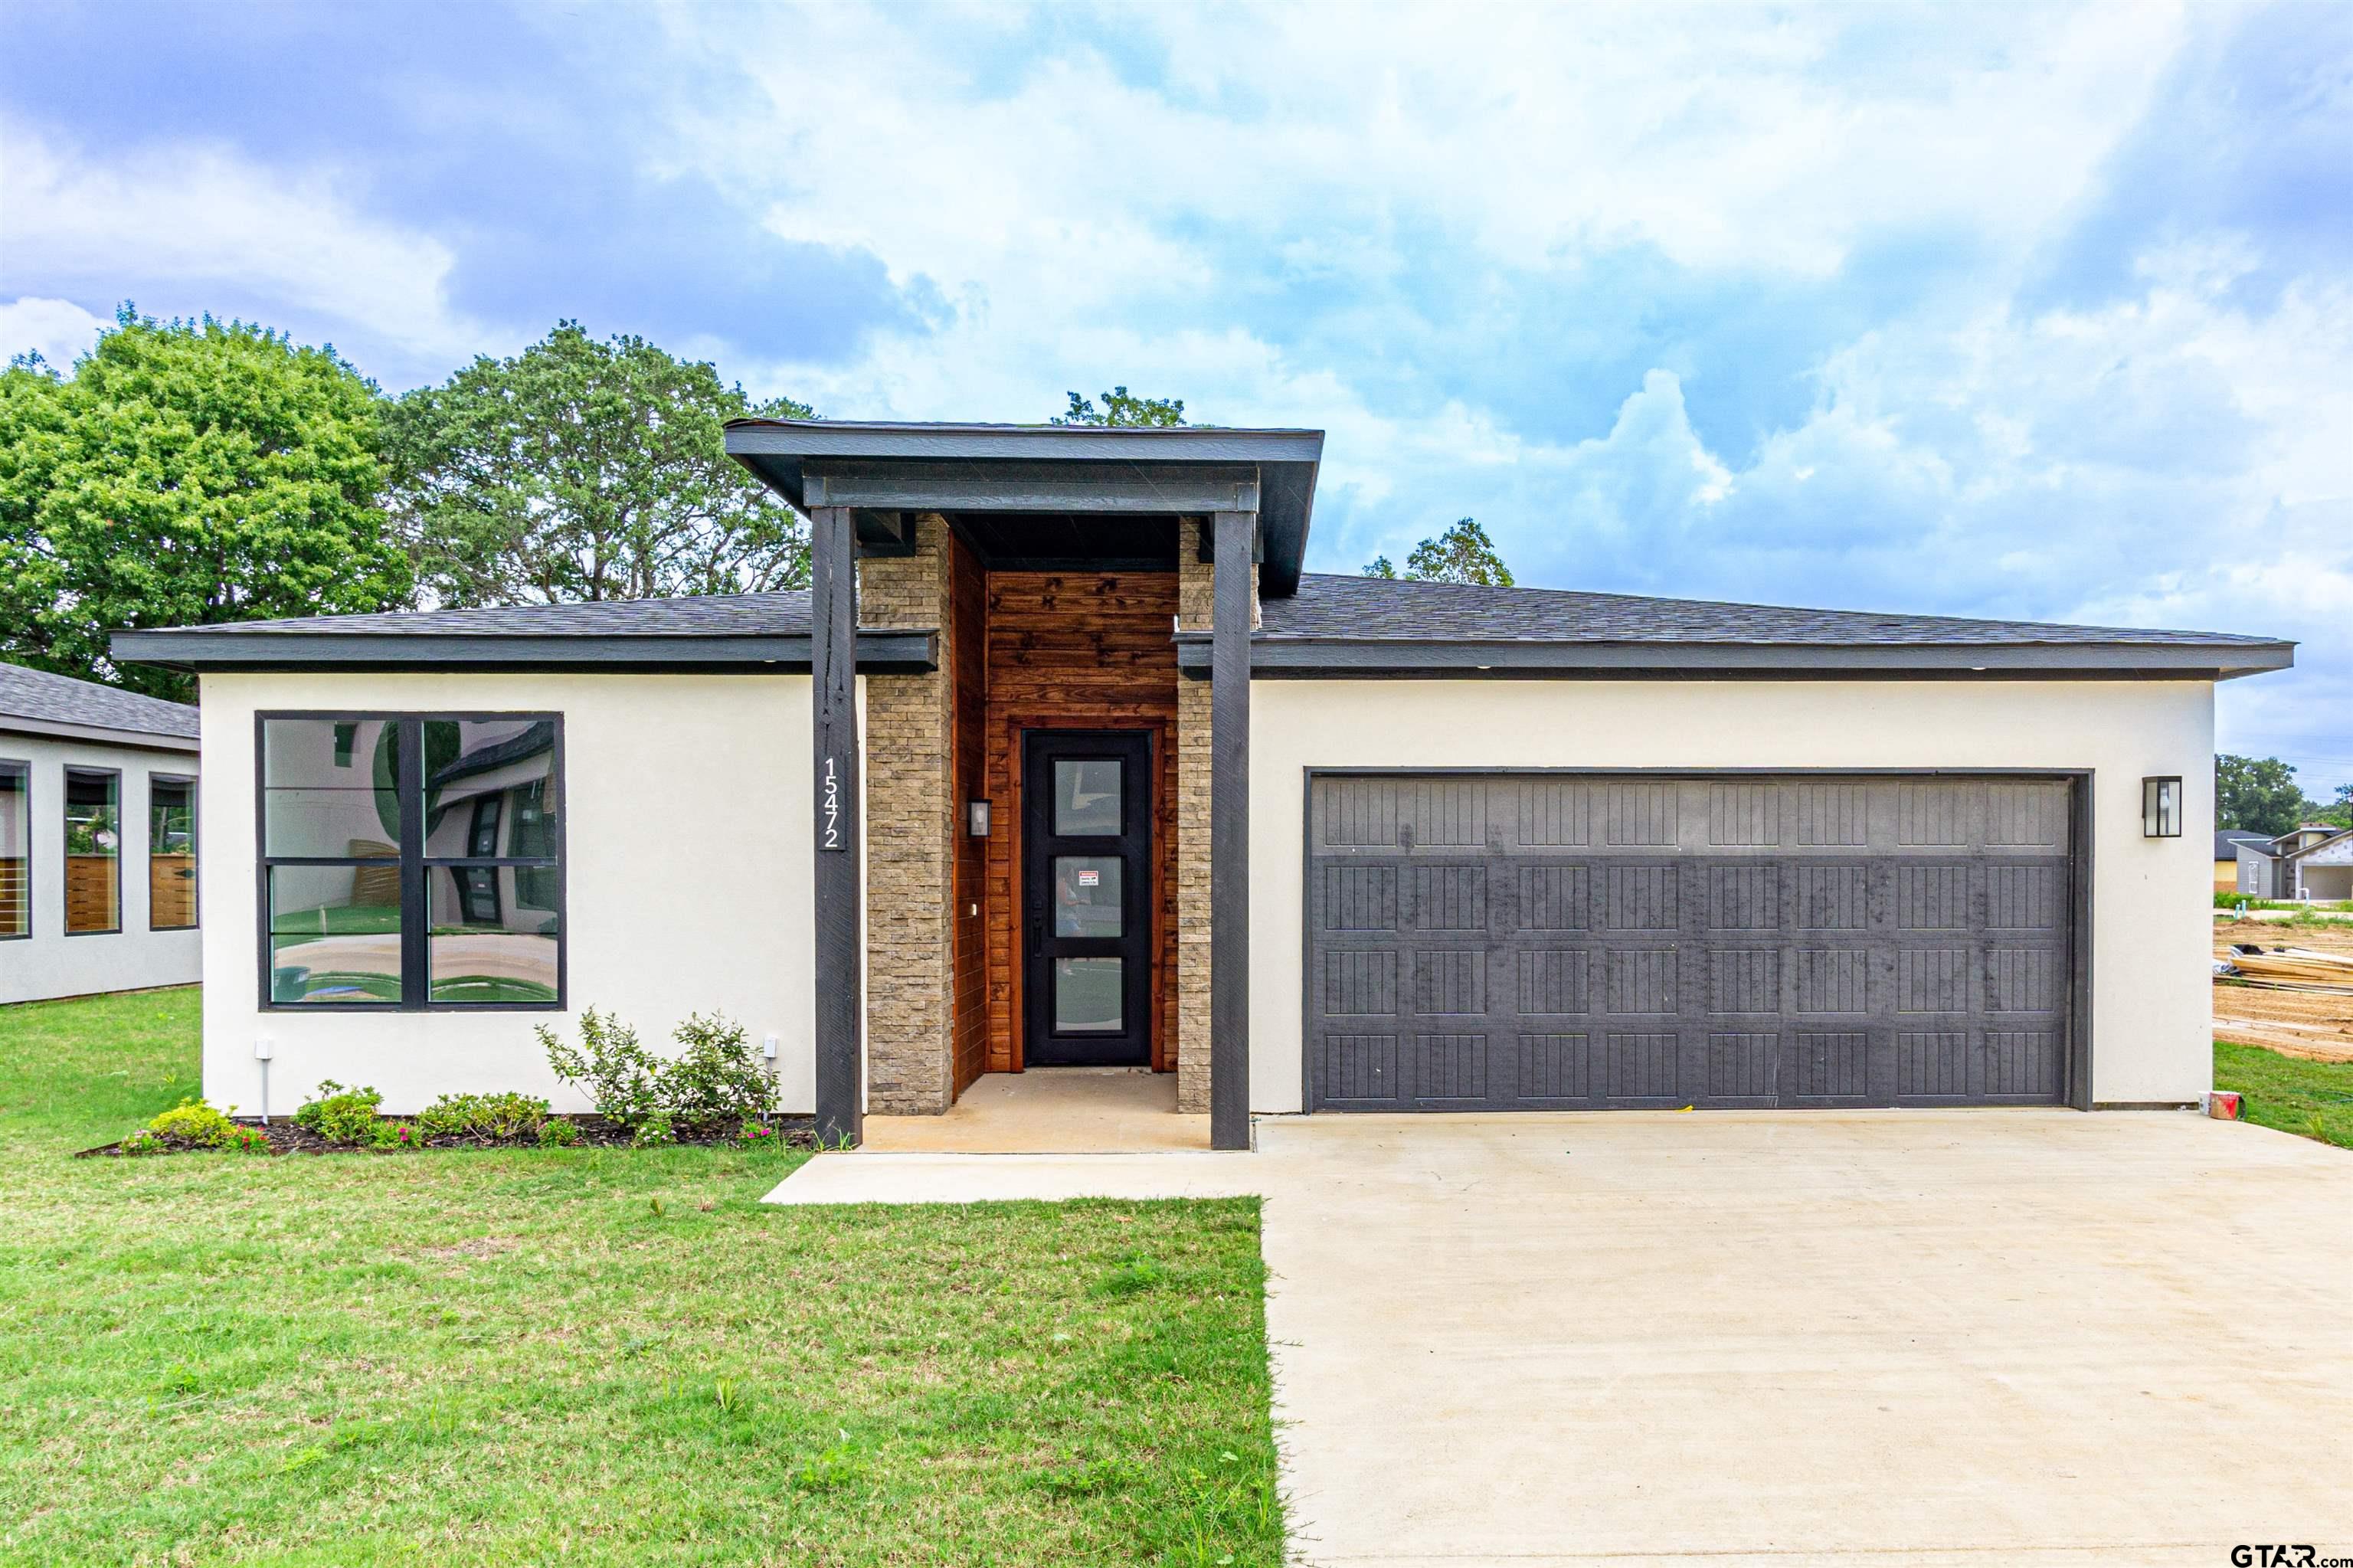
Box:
<box><xmin>725</xmin><ymin>419</ymin><xmax>1324</xmax><ymax>594</ymax></box>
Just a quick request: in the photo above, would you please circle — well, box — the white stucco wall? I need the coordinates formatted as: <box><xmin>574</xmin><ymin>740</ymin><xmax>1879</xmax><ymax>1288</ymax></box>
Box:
<box><xmin>0</xmin><ymin>733</ymin><xmax>204</xmax><ymax>1004</ymax></box>
<box><xmin>195</xmin><ymin>672</ymin><xmax>817</xmax><ymax>1117</ymax></box>
<box><xmin>1246</xmin><ymin>679</ymin><xmax>2218</xmax><ymax>1111</ymax></box>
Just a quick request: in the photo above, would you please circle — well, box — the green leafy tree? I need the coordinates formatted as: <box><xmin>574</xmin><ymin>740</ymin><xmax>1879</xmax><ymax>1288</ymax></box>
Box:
<box><xmin>385</xmin><ymin>322</ymin><xmax>813</xmax><ymax>606</ymax></box>
<box><xmin>2314</xmin><ymin>782</ymin><xmax>2353</xmax><ymax>830</ymax></box>
<box><xmin>1050</xmin><ymin>386</ymin><xmax>1186</xmax><ymax>427</ymax></box>
<box><xmin>0</xmin><ymin>306</ymin><xmax>411</xmax><ymax>699</ymax></box>
<box><xmin>1363</xmin><ymin>516</ymin><xmax>1514</xmax><ymax>587</ymax></box>
<box><xmin>2215</xmin><ymin>754</ymin><xmax>2308</xmax><ymax>837</ymax></box>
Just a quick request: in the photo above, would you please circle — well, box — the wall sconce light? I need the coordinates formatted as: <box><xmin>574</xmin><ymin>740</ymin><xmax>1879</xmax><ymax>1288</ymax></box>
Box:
<box><xmin>2142</xmin><ymin>776</ymin><xmax>2182</xmax><ymax>838</ymax></box>
<box><xmin>967</xmin><ymin>800</ymin><xmax>990</xmax><ymax>837</ymax></box>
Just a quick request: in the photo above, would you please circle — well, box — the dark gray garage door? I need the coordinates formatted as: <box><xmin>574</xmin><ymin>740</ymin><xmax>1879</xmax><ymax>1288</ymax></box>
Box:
<box><xmin>1305</xmin><ymin>774</ymin><xmax>2077</xmax><ymax>1111</ymax></box>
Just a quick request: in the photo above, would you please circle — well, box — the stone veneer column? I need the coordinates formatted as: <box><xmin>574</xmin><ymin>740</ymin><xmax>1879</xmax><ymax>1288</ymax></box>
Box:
<box><xmin>1175</xmin><ymin>517</ymin><xmax>1258</xmax><ymax>1113</ymax></box>
<box><xmin>858</xmin><ymin>514</ymin><xmax>958</xmax><ymax>1113</ymax></box>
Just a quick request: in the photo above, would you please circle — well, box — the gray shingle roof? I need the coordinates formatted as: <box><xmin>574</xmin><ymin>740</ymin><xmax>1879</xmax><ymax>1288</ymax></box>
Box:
<box><xmin>0</xmin><ymin>662</ymin><xmax>200</xmax><ymax>739</ymax></box>
<box><xmin>1262</xmin><ymin>574</ymin><xmax>2285</xmax><ymax>648</ymax></box>
<box><xmin>147</xmin><ymin>591</ymin><xmax>816</xmax><ymax>638</ymax></box>
<box><xmin>2217</xmin><ymin>830</ymin><xmax>2271</xmax><ymax>859</ymax></box>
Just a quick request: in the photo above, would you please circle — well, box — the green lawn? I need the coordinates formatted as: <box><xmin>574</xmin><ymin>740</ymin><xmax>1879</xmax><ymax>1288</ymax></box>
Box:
<box><xmin>0</xmin><ymin>989</ymin><xmax>1282</xmax><ymax>1566</ymax></box>
<box><xmin>2214</xmin><ymin>1039</ymin><xmax>2353</xmax><ymax>1149</ymax></box>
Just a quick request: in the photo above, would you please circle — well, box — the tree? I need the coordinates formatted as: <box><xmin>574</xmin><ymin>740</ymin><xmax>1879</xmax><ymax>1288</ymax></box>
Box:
<box><xmin>2215</xmin><ymin>754</ymin><xmax>2309</xmax><ymax>837</ymax></box>
<box><xmin>1362</xmin><ymin>516</ymin><xmax>1514</xmax><ymax>587</ymax></box>
<box><xmin>385</xmin><ymin>322</ymin><xmax>813</xmax><ymax>607</ymax></box>
<box><xmin>1050</xmin><ymin>386</ymin><xmax>1186</xmax><ymax>427</ymax></box>
<box><xmin>2315</xmin><ymin>782</ymin><xmax>2353</xmax><ymax>830</ymax></box>
<box><xmin>0</xmin><ymin>307</ymin><xmax>411</xmax><ymax>700</ymax></box>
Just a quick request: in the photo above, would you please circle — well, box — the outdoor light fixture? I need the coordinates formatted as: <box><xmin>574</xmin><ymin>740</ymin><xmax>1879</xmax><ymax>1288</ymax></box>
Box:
<box><xmin>2142</xmin><ymin>776</ymin><xmax>2182</xmax><ymax>838</ymax></box>
<box><xmin>967</xmin><ymin>800</ymin><xmax>990</xmax><ymax>836</ymax></box>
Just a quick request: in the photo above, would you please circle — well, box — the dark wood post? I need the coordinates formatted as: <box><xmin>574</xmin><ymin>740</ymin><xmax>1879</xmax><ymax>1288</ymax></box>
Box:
<box><xmin>810</xmin><ymin>505</ymin><xmax>863</xmax><ymax>1148</ymax></box>
<box><xmin>1210</xmin><ymin>507</ymin><xmax>1255</xmax><ymax>1150</ymax></box>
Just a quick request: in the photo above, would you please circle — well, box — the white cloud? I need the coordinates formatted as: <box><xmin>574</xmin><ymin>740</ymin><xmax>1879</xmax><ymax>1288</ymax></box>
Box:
<box><xmin>0</xmin><ymin>296</ymin><xmax>107</xmax><ymax>369</ymax></box>
<box><xmin>0</xmin><ymin>120</ymin><xmax>479</xmax><ymax>367</ymax></box>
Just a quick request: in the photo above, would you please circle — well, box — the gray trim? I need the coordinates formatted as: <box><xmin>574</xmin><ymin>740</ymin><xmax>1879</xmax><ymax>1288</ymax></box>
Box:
<box><xmin>0</xmin><ymin>715</ymin><xmax>201</xmax><ymax>753</ymax></box>
<box><xmin>1209</xmin><ymin>508</ymin><xmax>1254</xmax><ymax>1150</ymax></box>
<box><xmin>110</xmin><ymin>628</ymin><xmax>937</xmax><ymax>674</ymax></box>
<box><xmin>1175</xmin><ymin>636</ymin><xmax>2295</xmax><ymax>681</ymax></box>
<box><xmin>810</xmin><ymin>506</ymin><xmax>863</xmax><ymax>1149</ymax></box>
<box><xmin>725</xmin><ymin>419</ymin><xmax>1324</xmax><ymax>464</ymax></box>
<box><xmin>1297</xmin><ymin>766</ymin><xmax>2096</xmax><ymax>1115</ymax></box>
<box><xmin>803</xmin><ymin>459</ymin><xmax>1263</xmax><ymax>516</ymax></box>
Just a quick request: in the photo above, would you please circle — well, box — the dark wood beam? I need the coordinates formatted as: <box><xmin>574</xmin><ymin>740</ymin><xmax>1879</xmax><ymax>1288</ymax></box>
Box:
<box><xmin>803</xmin><ymin>460</ymin><xmax>1261</xmax><ymax>516</ymax></box>
<box><xmin>1210</xmin><ymin>508</ymin><xmax>1255</xmax><ymax>1151</ymax></box>
<box><xmin>810</xmin><ymin>504</ymin><xmax>863</xmax><ymax>1148</ymax></box>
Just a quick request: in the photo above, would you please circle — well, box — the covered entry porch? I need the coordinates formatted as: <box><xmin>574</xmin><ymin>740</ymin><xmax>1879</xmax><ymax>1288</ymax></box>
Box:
<box><xmin>726</xmin><ymin>418</ymin><xmax>1325</xmax><ymax>1151</ymax></box>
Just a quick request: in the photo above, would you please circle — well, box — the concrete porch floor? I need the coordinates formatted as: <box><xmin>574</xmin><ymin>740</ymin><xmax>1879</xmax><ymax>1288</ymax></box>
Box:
<box><xmin>860</xmin><ymin>1066</ymin><xmax>1211</xmax><ymax>1154</ymax></box>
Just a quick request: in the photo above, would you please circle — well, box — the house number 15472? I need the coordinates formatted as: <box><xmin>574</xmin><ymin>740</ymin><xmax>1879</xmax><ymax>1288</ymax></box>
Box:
<box><xmin>820</xmin><ymin>756</ymin><xmax>843</xmax><ymax>851</ymax></box>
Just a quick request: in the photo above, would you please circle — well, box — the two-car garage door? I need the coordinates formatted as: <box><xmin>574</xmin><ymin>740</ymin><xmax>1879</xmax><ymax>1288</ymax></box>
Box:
<box><xmin>1304</xmin><ymin>774</ymin><xmax>2079</xmax><ymax>1111</ymax></box>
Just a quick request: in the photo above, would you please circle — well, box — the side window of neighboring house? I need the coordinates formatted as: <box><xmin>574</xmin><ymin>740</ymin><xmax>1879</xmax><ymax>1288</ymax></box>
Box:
<box><xmin>0</xmin><ymin>761</ymin><xmax>27</xmax><ymax>938</ymax></box>
<box><xmin>260</xmin><ymin>713</ymin><xmax>563</xmax><ymax>1010</ymax></box>
<box><xmin>150</xmin><ymin>774</ymin><xmax>198</xmax><ymax>930</ymax></box>
<box><xmin>64</xmin><ymin>768</ymin><xmax>121</xmax><ymax>935</ymax></box>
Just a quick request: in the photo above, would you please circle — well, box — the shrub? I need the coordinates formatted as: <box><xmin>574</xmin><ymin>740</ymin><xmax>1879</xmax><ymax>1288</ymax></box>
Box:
<box><xmin>118</xmin><ymin>1128</ymin><xmax>165</xmax><ymax>1157</ymax></box>
<box><xmin>146</xmin><ymin>1098</ymin><xmax>240</xmax><ymax>1147</ymax></box>
<box><xmin>293</xmin><ymin>1081</ymin><xmax>384</xmax><ymax>1144</ymax></box>
<box><xmin>536</xmin><ymin>1118</ymin><xmax>581</xmax><ymax>1148</ymax></box>
<box><xmin>223</xmin><ymin>1126</ymin><xmax>274</xmax><ymax>1155</ymax></box>
<box><xmin>538</xmin><ymin>1010</ymin><xmax>662</xmax><ymax>1128</ymax></box>
<box><xmin>664</xmin><ymin>1013</ymin><xmax>771</xmax><ymax>1130</ymax></box>
<box><xmin>541</xmin><ymin>1007</ymin><xmax>773</xmax><ymax>1131</ymax></box>
<box><xmin>417</xmin><ymin>1092</ymin><xmax>550</xmax><ymax>1142</ymax></box>
<box><xmin>370</xmin><ymin>1121</ymin><xmax>423</xmax><ymax>1151</ymax></box>
<box><xmin>631</xmin><ymin>1114</ymin><xmax>676</xmax><ymax>1149</ymax></box>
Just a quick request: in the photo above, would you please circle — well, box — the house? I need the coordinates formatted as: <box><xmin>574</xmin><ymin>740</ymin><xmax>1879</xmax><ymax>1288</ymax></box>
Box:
<box><xmin>110</xmin><ymin>420</ymin><xmax>2296</xmax><ymax>1145</ymax></box>
<box><xmin>2234</xmin><ymin>825</ymin><xmax>2353</xmax><ymax>902</ymax></box>
<box><xmin>1</xmin><ymin>663</ymin><xmax>203</xmax><ymax>1004</ymax></box>
<box><xmin>2215</xmin><ymin>830</ymin><xmax>2271</xmax><ymax>892</ymax></box>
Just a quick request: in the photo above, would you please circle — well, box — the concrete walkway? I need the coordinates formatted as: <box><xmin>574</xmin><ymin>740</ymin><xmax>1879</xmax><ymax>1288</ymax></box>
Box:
<box><xmin>767</xmin><ymin>1111</ymin><xmax>2353</xmax><ymax>1564</ymax></box>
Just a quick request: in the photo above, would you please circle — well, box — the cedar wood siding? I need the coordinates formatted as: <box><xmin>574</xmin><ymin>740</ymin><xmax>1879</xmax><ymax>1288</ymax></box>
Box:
<box><xmin>982</xmin><ymin>572</ymin><xmax>1180</xmax><ymax>1075</ymax></box>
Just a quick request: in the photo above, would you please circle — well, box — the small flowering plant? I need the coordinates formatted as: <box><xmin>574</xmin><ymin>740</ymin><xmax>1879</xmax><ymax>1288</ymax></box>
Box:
<box><xmin>369</xmin><ymin>1121</ymin><xmax>424</xmax><ymax>1151</ymax></box>
<box><xmin>731</xmin><ymin>1120</ymin><xmax>782</xmax><ymax>1149</ymax></box>
<box><xmin>118</xmin><ymin>1128</ymin><xmax>165</xmax><ymax>1157</ymax></box>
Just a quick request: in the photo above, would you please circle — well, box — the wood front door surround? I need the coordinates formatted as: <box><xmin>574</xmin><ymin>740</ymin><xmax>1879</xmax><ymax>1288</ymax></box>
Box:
<box><xmin>1020</xmin><ymin>729</ymin><xmax>1154</xmax><ymax>1066</ymax></box>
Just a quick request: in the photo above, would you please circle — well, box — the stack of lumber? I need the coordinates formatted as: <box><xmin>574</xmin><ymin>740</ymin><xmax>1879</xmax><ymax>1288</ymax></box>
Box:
<box><xmin>2225</xmin><ymin>945</ymin><xmax>2353</xmax><ymax>994</ymax></box>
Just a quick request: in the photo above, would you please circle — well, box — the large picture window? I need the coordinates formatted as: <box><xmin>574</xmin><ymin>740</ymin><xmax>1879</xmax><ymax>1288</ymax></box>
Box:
<box><xmin>259</xmin><ymin>713</ymin><xmax>563</xmax><ymax>1009</ymax></box>
<box><xmin>64</xmin><ymin>768</ymin><xmax>120</xmax><ymax>935</ymax></box>
<box><xmin>149</xmin><ymin>774</ymin><xmax>198</xmax><ymax>931</ymax></box>
<box><xmin>0</xmin><ymin>761</ymin><xmax>26</xmax><ymax>938</ymax></box>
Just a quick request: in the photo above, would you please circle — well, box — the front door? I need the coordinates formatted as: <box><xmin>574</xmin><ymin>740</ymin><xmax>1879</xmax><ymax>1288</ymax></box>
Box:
<box><xmin>1023</xmin><ymin>730</ymin><xmax>1153</xmax><ymax>1066</ymax></box>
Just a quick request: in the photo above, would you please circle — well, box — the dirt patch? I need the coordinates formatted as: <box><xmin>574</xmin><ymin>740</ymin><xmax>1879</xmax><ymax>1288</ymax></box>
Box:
<box><xmin>422</xmin><ymin>1237</ymin><xmax>520</xmax><ymax>1260</ymax></box>
<box><xmin>2215</xmin><ymin>918</ymin><xmax>2353</xmax><ymax>1062</ymax></box>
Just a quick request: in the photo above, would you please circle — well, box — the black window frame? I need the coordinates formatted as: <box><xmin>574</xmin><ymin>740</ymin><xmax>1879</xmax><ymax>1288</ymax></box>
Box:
<box><xmin>148</xmin><ymin>771</ymin><xmax>200</xmax><ymax>932</ymax></box>
<box><xmin>0</xmin><ymin>758</ymin><xmax>28</xmax><ymax>941</ymax></box>
<box><xmin>63</xmin><ymin>764</ymin><xmax>123</xmax><ymax>937</ymax></box>
<box><xmin>256</xmin><ymin>711</ymin><xmax>566</xmax><ymax>1012</ymax></box>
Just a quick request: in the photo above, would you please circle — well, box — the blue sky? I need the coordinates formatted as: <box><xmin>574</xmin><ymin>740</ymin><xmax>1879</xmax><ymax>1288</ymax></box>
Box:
<box><xmin>5</xmin><ymin>1</ymin><xmax>2348</xmax><ymax>792</ymax></box>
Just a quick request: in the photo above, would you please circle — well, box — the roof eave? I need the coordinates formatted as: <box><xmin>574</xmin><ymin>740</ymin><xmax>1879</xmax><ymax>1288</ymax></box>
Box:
<box><xmin>0</xmin><ymin>712</ymin><xmax>201</xmax><ymax>753</ymax></box>
<box><xmin>109</xmin><ymin>628</ymin><xmax>938</xmax><ymax>675</ymax></box>
<box><xmin>1173</xmin><ymin>636</ymin><xmax>2297</xmax><ymax>680</ymax></box>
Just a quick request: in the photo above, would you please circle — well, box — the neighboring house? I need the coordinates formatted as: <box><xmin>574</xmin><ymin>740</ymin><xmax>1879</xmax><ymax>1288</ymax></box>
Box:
<box><xmin>2234</xmin><ymin>825</ymin><xmax>2353</xmax><ymax>901</ymax></box>
<box><xmin>110</xmin><ymin>421</ymin><xmax>2296</xmax><ymax>1144</ymax></box>
<box><xmin>1</xmin><ymin>663</ymin><xmax>202</xmax><ymax>1004</ymax></box>
<box><xmin>2215</xmin><ymin>830</ymin><xmax>2271</xmax><ymax>892</ymax></box>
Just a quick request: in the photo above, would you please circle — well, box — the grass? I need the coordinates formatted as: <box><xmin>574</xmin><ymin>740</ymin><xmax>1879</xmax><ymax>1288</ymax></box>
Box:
<box><xmin>2214</xmin><ymin>1040</ymin><xmax>2353</xmax><ymax>1150</ymax></box>
<box><xmin>0</xmin><ymin>989</ymin><xmax>1282</xmax><ymax>1566</ymax></box>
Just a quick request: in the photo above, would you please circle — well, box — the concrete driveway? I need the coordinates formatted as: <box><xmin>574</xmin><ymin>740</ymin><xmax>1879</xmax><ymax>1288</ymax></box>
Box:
<box><xmin>1255</xmin><ymin>1111</ymin><xmax>2353</xmax><ymax>1566</ymax></box>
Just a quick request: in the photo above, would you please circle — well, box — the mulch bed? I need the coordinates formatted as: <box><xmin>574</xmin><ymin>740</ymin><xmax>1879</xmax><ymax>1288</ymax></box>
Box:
<box><xmin>75</xmin><ymin>1114</ymin><xmax>819</xmax><ymax>1159</ymax></box>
